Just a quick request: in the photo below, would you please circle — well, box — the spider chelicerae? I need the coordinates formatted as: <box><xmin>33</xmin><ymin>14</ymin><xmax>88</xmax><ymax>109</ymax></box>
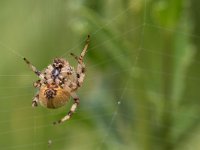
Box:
<box><xmin>24</xmin><ymin>35</ymin><xmax>90</xmax><ymax>125</ymax></box>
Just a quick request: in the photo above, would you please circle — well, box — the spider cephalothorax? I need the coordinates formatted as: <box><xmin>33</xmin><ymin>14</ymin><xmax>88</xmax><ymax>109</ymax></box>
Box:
<box><xmin>24</xmin><ymin>35</ymin><xmax>90</xmax><ymax>124</ymax></box>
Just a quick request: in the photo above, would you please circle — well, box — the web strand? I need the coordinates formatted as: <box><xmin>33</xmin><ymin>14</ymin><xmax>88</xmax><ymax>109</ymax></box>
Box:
<box><xmin>96</xmin><ymin>0</ymin><xmax>147</xmax><ymax>149</ymax></box>
<box><xmin>0</xmin><ymin>0</ymin><xmax>198</xmax><ymax>149</ymax></box>
<box><xmin>60</xmin><ymin>5</ymin><xmax>133</xmax><ymax>58</ymax></box>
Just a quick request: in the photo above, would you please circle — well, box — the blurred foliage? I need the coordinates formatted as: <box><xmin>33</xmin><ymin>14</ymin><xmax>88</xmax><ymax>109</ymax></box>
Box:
<box><xmin>0</xmin><ymin>0</ymin><xmax>199</xmax><ymax>150</ymax></box>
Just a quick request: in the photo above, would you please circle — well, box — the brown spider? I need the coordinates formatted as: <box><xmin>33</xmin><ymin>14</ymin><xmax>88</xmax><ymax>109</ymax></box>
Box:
<box><xmin>24</xmin><ymin>35</ymin><xmax>90</xmax><ymax>125</ymax></box>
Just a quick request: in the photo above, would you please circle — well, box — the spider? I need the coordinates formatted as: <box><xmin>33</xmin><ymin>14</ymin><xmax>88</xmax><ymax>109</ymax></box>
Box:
<box><xmin>24</xmin><ymin>35</ymin><xmax>90</xmax><ymax>125</ymax></box>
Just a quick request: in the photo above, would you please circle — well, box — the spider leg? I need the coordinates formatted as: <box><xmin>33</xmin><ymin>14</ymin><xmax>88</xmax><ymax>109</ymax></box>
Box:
<box><xmin>23</xmin><ymin>58</ymin><xmax>44</xmax><ymax>79</ymax></box>
<box><xmin>70</xmin><ymin>53</ymin><xmax>79</xmax><ymax>61</ymax></box>
<box><xmin>70</xmin><ymin>35</ymin><xmax>90</xmax><ymax>63</ymax></box>
<box><xmin>53</xmin><ymin>92</ymin><xmax>79</xmax><ymax>125</ymax></box>
<box><xmin>32</xmin><ymin>93</ymin><xmax>39</xmax><ymax>107</ymax></box>
<box><xmin>70</xmin><ymin>35</ymin><xmax>90</xmax><ymax>87</ymax></box>
<box><xmin>80</xmin><ymin>35</ymin><xmax>90</xmax><ymax>59</ymax></box>
<box><xmin>33</xmin><ymin>80</ymin><xmax>41</xmax><ymax>88</ymax></box>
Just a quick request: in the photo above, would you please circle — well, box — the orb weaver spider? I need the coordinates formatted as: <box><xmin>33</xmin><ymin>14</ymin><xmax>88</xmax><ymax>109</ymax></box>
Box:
<box><xmin>24</xmin><ymin>35</ymin><xmax>90</xmax><ymax>124</ymax></box>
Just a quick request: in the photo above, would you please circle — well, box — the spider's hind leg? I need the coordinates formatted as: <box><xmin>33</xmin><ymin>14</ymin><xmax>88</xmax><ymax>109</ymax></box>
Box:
<box><xmin>53</xmin><ymin>92</ymin><xmax>79</xmax><ymax>125</ymax></box>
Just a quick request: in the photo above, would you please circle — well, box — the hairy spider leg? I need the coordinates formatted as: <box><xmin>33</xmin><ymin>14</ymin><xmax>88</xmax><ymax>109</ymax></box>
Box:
<box><xmin>80</xmin><ymin>35</ymin><xmax>90</xmax><ymax>60</ymax></box>
<box><xmin>23</xmin><ymin>58</ymin><xmax>44</xmax><ymax>79</ymax></box>
<box><xmin>70</xmin><ymin>35</ymin><xmax>90</xmax><ymax>62</ymax></box>
<box><xmin>70</xmin><ymin>35</ymin><xmax>90</xmax><ymax>87</ymax></box>
<box><xmin>53</xmin><ymin>92</ymin><xmax>80</xmax><ymax>125</ymax></box>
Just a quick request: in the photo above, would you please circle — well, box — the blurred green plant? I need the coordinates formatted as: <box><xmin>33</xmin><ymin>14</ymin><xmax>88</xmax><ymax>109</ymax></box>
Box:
<box><xmin>0</xmin><ymin>0</ymin><xmax>199</xmax><ymax>150</ymax></box>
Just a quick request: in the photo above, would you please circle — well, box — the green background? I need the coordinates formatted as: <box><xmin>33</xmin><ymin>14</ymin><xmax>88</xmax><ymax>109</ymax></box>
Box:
<box><xmin>0</xmin><ymin>0</ymin><xmax>199</xmax><ymax>150</ymax></box>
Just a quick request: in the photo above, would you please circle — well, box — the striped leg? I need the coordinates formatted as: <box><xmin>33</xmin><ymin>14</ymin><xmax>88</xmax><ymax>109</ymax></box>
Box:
<box><xmin>32</xmin><ymin>94</ymin><xmax>39</xmax><ymax>107</ymax></box>
<box><xmin>70</xmin><ymin>35</ymin><xmax>89</xmax><ymax>87</ymax></box>
<box><xmin>23</xmin><ymin>58</ymin><xmax>44</xmax><ymax>79</ymax></box>
<box><xmin>53</xmin><ymin>92</ymin><xmax>80</xmax><ymax>125</ymax></box>
<box><xmin>75</xmin><ymin>63</ymin><xmax>86</xmax><ymax>87</ymax></box>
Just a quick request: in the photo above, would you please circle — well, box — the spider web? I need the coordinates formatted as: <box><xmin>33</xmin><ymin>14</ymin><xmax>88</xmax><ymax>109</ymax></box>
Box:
<box><xmin>0</xmin><ymin>0</ymin><xmax>199</xmax><ymax>150</ymax></box>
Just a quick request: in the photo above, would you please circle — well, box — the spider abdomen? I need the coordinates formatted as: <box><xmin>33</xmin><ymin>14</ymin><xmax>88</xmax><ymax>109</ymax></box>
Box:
<box><xmin>39</xmin><ymin>85</ymin><xmax>70</xmax><ymax>109</ymax></box>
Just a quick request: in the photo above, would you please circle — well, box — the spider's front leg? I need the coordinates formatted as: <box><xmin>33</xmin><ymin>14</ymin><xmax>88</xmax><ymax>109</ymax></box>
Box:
<box><xmin>53</xmin><ymin>92</ymin><xmax>80</xmax><ymax>125</ymax></box>
<box><xmin>23</xmin><ymin>58</ymin><xmax>44</xmax><ymax>79</ymax></box>
<box><xmin>70</xmin><ymin>35</ymin><xmax>89</xmax><ymax>87</ymax></box>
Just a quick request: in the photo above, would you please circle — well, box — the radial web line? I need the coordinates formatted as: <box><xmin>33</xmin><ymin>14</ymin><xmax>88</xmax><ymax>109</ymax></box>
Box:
<box><xmin>96</xmin><ymin>0</ymin><xmax>147</xmax><ymax>149</ymax></box>
<box><xmin>61</xmin><ymin>4</ymin><xmax>135</xmax><ymax>57</ymax></box>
